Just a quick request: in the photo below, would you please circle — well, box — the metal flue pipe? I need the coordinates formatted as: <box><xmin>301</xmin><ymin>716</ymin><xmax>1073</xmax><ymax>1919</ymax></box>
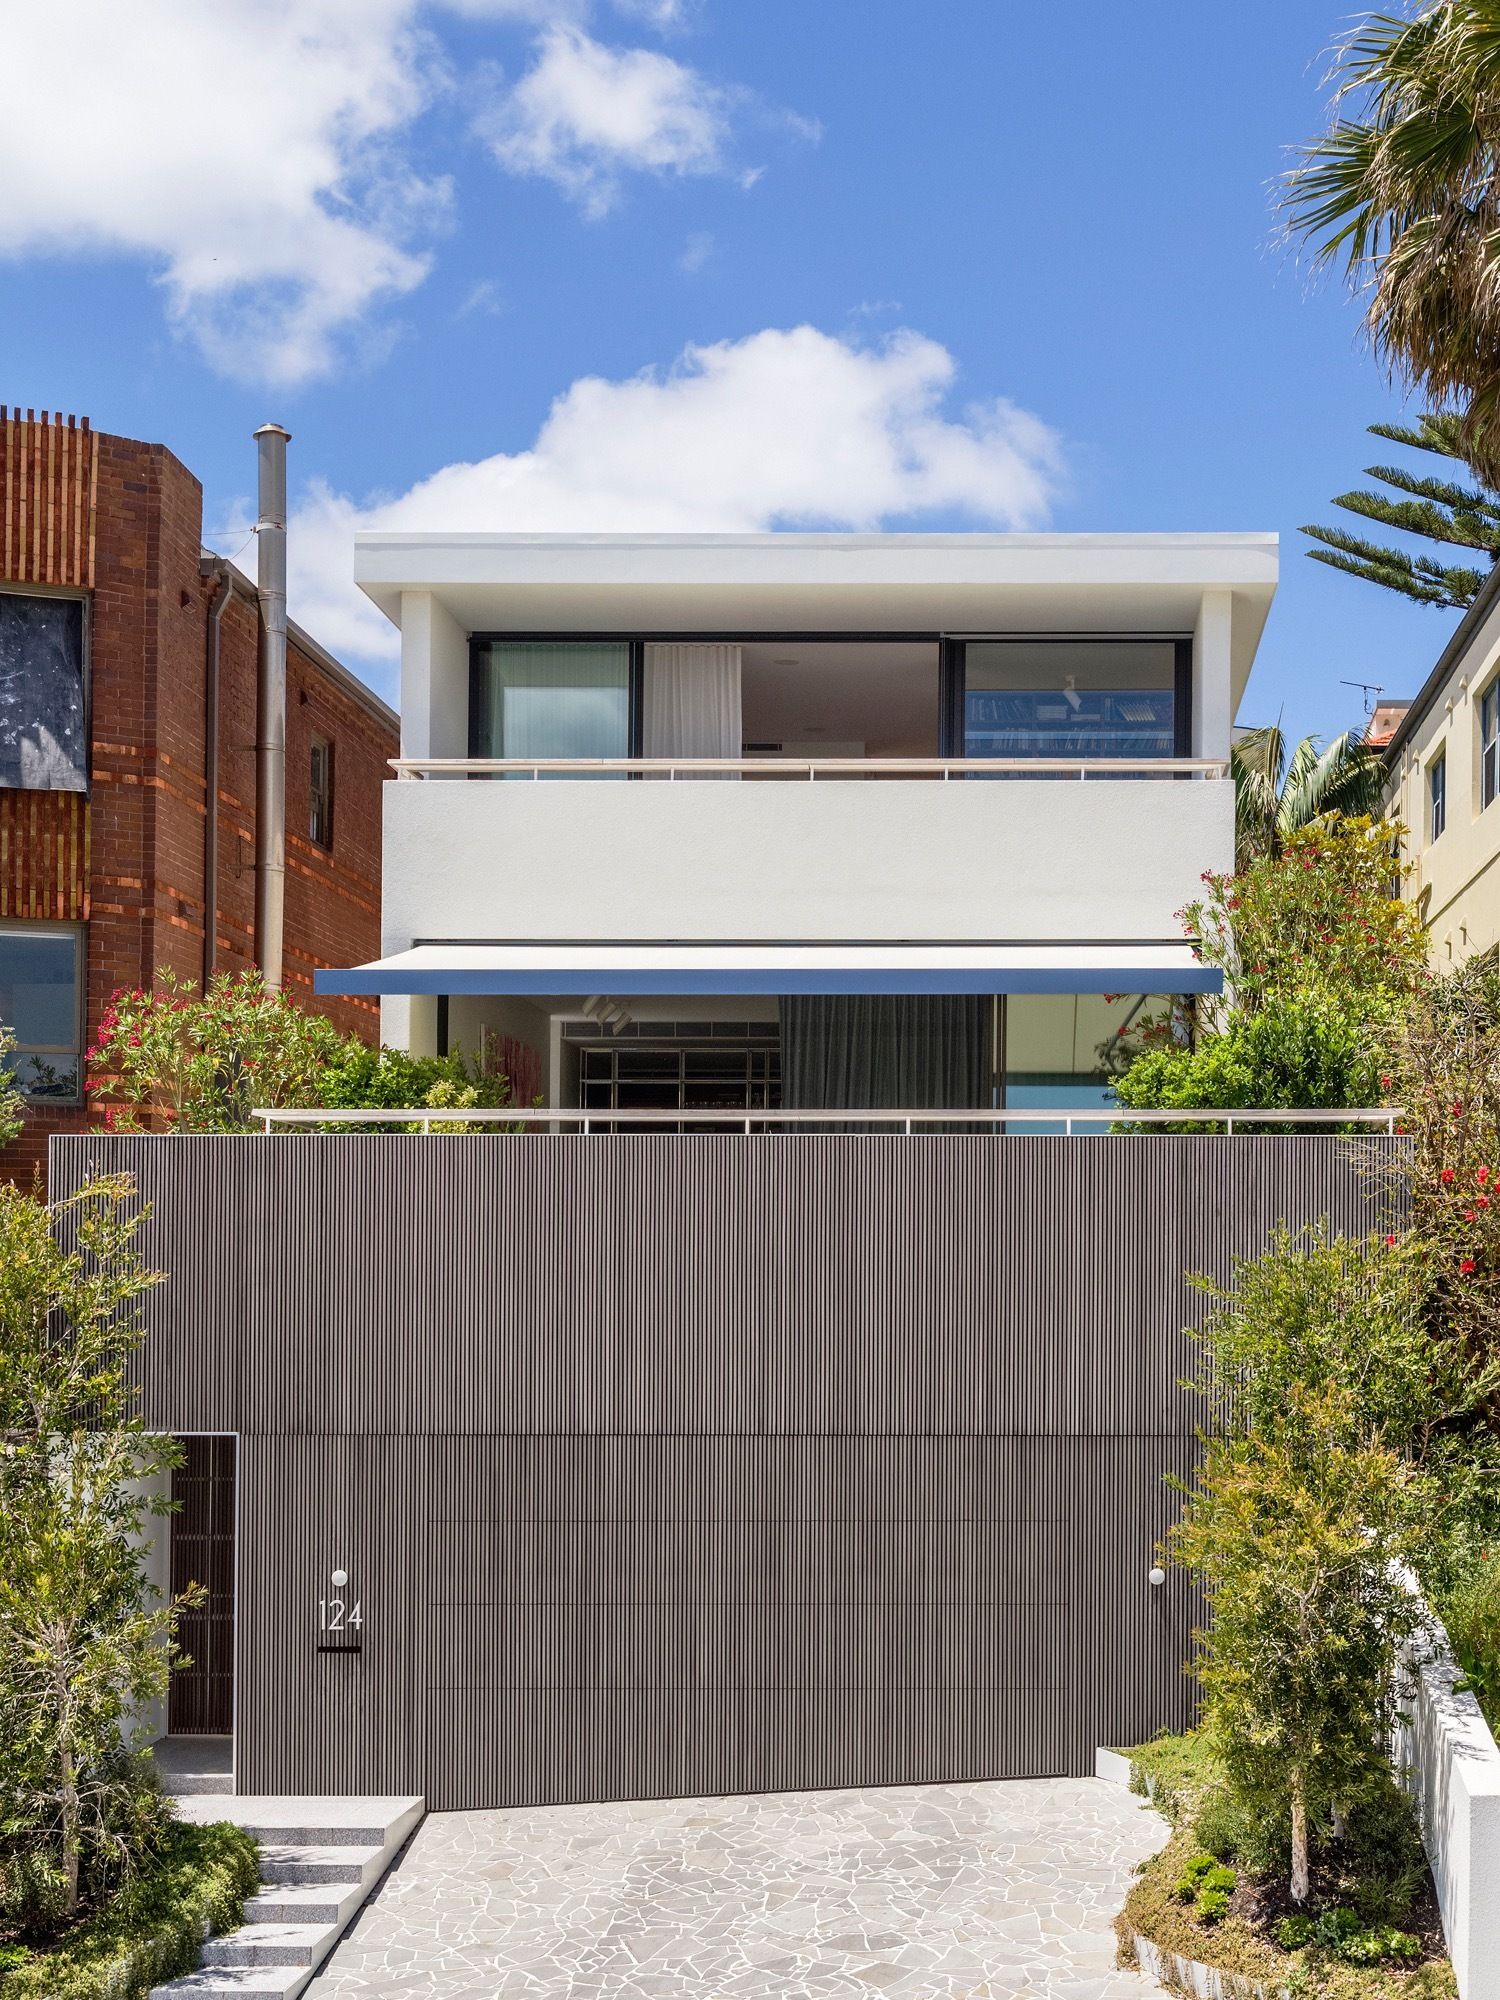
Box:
<box><xmin>253</xmin><ymin>422</ymin><xmax>291</xmax><ymax>988</ymax></box>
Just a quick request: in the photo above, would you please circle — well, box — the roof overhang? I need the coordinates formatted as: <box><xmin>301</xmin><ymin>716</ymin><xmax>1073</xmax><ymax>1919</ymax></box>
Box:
<box><xmin>353</xmin><ymin>531</ymin><xmax>1279</xmax><ymax>719</ymax></box>
<box><xmin>316</xmin><ymin>942</ymin><xmax>1221</xmax><ymax>998</ymax></box>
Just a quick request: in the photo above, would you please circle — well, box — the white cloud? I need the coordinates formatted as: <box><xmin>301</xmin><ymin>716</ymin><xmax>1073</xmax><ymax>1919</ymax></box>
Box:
<box><xmin>677</xmin><ymin>229</ymin><xmax>715</xmax><ymax>273</ymax></box>
<box><xmin>0</xmin><ymin>0</ymin><xmax>455</xmax><ymax>386</ymax></box>
<box><xmin>286</xmin><ymin>325</ymin><xmax>1066</xmax><ymax>678</ymax></box>
<box><xmin>472</xmin><ymin>24</ymin><xmax>735</xmax><ymax>216</ymax></box>
<box><xmin>0</xmin><ymin>1</ymin><xmax>785</xmax><ymax>382</ymax></box>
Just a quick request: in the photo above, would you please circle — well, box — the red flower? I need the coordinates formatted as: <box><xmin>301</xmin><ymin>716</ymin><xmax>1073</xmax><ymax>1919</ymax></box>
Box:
<box><xmin>1479</xmin><ymin>1196</ymin><xmax>1491</xmax><ymax>1209</ymax></box>
<box><xmin>1461</xmin><ymin>1258</ymin><xmax>1476</xmax><ymax>1275</ymax></box>
<box><xmin>1385</xmin><ymin>1234</ymin><xmax>1398</xmax><ymax>1246</ymax></box>
<box><xmin>1442</xmin><ymin>1167</ymin><xmax>1456</xmax><ymax>1183</ymax></box>
<box><xmin>1465</xmin><ymin>1210</ymin><xmax>1477</xmax><ymax>1222</ymax></box>
<box><xmin>1481</xmin><ymin>1167</ymin><xmax>1492</xmax><ymax>1184</ymax></box>
<box><xmin>1381</xmin><ymin>1074</ymin><xmax>1393</xmax><ymax>1090</ymax></box>
<box><xmin>1453</xmin><ymin>1102</ymin><xmax>1465</xmax><ymax>1116</ymax></box>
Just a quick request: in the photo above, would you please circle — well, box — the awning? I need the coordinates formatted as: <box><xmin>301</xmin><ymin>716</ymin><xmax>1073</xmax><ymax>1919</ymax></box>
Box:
<box><xmin>316</xmin><ymin>943</ymin><xmax>1221</xmax><ymax>997</ymax></box>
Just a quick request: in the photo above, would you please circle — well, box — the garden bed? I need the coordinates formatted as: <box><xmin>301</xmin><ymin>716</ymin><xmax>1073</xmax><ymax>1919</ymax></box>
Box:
<box><xmin>1115</xmin><ymin>1735</ymin><xmax>1456</xmax><ymax>2000</ymax></box>
<box><xmin>0</xmin><ymin>1820</ymin><xmax>259</xmax><ymax>2000</ymax></box>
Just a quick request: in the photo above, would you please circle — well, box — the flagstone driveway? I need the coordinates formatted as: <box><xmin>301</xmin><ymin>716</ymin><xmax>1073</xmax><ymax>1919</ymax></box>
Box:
<box><xmin>305</xmin><ymin>1774</ymin><xmax>1171</xmax><ymax>2000</ymax></box>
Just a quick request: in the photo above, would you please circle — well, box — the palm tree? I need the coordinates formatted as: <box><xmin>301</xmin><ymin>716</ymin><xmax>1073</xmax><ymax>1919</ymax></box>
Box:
<box><xmin>1231</xmin><ymin>725</ymin><xmax>1387</xmax><ymax>866</ymax></box>
<box><xmin>1283</xmin><ymin>3</ymin><xmax>1500</xmax><ymax>485</ymax></box>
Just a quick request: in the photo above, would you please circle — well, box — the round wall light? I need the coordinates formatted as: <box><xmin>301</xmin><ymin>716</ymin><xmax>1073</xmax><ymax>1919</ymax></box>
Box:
<box><xmin>1148</xmin><ymin>1566</ymin><xmax>1166</xmax><ymax>1588</ymax></box>
<box><xmin>330</xmin><ymin>1568</ymin><xmax>348</xmax><ymax>1588</ymax></box>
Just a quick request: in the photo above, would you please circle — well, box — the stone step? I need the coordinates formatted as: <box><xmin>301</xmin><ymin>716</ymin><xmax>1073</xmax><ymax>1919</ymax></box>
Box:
<box><xmin>149</xmin><ymin>1974</ymin><xmax>308</xmax><ymax>1998</ymax></box>
<box><xmin>243</xmin><ymin>1881</ymin><xmax>363</xmax><ymax>1927</ymax></box>
<box><xmin>151</xmin><ymin>1795</ymin><xmax>423</xmax><ymax>2000</ymax></box>
<box><xmin>201</xmin><ymin>1922</ymin><xmax>333</xmax><ymax>1970</ymax></box>
<box><xmin>166</xmin><ymin>1772</ymin><xmax>235</xmax><ymax>1796</ymax></box>
<box><xmin>254</xmin><ymin>1842</ymin><xmax>382</xmax><ymax>1887</ymax></box>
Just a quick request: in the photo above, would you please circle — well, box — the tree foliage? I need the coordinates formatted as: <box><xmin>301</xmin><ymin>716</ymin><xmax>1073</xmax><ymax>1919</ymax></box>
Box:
<box><xmin>1231</xmin><ymin>728</ymin><xmax>1388</xmax><ymax>869</ymax></box>
<box><xmin>1115</xmin><ymin>818</ymin><xmax>1428</xmax><ymax>1118</ymax></box>
<box><xmin>1283</xmin><ymin>2</ymin><xmax>1500</xmax><ymax>488</ymax></box>
<box><xmin>0</xmin><ymin>1020</ymin><xmax>25</xmax><ymax>1150</ymax></box>
<box><xmin>0</xmin><ymin>1177</ymin><xmax>187</xmax><ymax>1933</ymax></box>
<box><xmin>1303</xmin><ymin>412</ymin><xmax>1500</xmax><ymax>609</ymax></box>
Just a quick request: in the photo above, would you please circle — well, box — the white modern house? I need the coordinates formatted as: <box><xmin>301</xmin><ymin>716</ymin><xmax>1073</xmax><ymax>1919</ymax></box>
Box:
<box><xmin>319</xmin><ymin>531</ymin><xmax>1277</xmax><ymax>1120</ymax></box>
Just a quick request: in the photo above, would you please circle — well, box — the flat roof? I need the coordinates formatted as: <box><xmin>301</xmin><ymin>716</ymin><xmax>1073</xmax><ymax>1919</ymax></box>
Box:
<box><xmin>354</xmin><ymin>530</ymin><xmax>1278</xmax><ymax>709</ymax></box>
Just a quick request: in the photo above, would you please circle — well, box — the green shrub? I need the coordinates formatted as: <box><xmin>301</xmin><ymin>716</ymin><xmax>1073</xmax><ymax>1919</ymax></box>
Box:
<box><xmin>1114</xmin><ymin>987</ymin><xmax>1387</xmax><ymax>1120</ymax></box>
<box><xmin>1275</xmin><ymin>1908</ymin><xmax>1422</xmax><ymax>1966</ymax></box>
<box><xmin>1440</xmin><ymin>1548</ymin><xmax>1500</xmax><ymax>1736</ymax></box>
<box><xmin>315</xmin><ymin>1042</ymin><xmax>515</xmax><ymax>1122</ymax></box>
<box><xmin>3</xmin><ymin>1820</ymin><xmax>258</xmax><ymax>2000</ymax></box>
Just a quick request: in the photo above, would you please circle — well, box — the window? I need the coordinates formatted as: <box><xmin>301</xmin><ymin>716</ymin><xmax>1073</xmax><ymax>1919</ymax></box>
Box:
<box><xmin>960</xmin><ymin>639</ymin><xmax>1184</xmax><ymax>762</ymax></box>
<box><xmin>1483</xmin><ymin>683</ymin><xmax>1500</xmax><ymax>811</ymax></box>
<box><xmin>0</xmin><ymin>924</ymin><xmax>83</xmax><ymax>1101</ymax></box>
<box><xmin>470</xmin><ymin>641</ymin><xmax>633</xmax><ymax>769</ymax></box>
<box><xmin>309</xmin><ymin>735</ymin><xmax>334</xmax><ymax>849</ymax></box>
<box><xmin>1430</xmin><ymin>751</ymin><xmax>1447</xmax><ymax>842</ymax></box>
<box><xmin>0</xmin><ymin>590</ymin><xmax>87</xmax><ymax>792</ymax></box>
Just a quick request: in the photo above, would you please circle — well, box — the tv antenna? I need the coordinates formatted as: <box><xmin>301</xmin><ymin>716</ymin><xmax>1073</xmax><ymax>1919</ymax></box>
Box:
<box><xmin>1340</xmin><ymin>678</ymin><xmax>1386</xmax><ymax>719</ymax></box>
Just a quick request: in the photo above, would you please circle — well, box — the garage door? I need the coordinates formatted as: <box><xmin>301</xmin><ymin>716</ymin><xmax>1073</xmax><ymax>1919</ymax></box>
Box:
<box><xmin>424</xmin><ymin>1436</ymin><xmax>1070</xmax><ymax>1809</ymax></box>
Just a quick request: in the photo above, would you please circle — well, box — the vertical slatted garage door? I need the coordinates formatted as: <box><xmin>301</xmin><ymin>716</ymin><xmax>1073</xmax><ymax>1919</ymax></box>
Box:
<box><xmin>425</xmin><ymin>1436</ymin><xmax>1070</xmax><ymax>1809</ymax></box>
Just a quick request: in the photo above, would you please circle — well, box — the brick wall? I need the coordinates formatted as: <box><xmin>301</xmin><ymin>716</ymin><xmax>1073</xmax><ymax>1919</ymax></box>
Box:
<box><xmin>0</xmin><ymin>411</ymin><xmax>396</xmax><ymax>1184</ymax></box>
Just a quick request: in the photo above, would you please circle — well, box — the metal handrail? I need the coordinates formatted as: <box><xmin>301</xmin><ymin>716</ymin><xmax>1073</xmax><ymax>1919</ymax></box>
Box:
<box><xmin>389</xmin><ymin>755</ymin><xmax>1231</xmax><ymax>781</ymax></box>
<box><xmin>252</xmin><ymin>1105</ymin><xmax>1401</xmax><ymax>1137</ymax></box>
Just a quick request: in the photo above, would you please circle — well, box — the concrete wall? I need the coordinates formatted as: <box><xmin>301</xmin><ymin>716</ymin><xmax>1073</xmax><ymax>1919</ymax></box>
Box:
<box><xmin>1395</xmin><ymin>1613</ymin><xmax>1500</xmax><ymax>2000</ymax></box>
<box><xmin>1386</xmin><ymin>587</ymin><xmax>1500</xmax><ymax>968</ymax></box>
<box><xmin>381</xmin><ymin>776</ymin><xmax>1234</xmax><ymax>948</ymax></box>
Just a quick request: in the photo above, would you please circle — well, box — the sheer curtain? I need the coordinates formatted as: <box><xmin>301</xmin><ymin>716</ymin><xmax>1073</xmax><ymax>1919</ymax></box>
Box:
<box><xmin>643</xmin><ymin>644</ymin><xmax>742</xmax><ymax>771</ymax></box>
<box><xmin>780</xmin><ymin>996</ymin><xmax>992</xmax><ymax>1111</ymax></box>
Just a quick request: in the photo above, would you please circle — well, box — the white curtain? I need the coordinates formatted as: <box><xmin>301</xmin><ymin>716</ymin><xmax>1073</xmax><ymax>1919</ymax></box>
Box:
<box><xmin>643</xmin><ymin>644</ymin><xmax>742</xmax><ymax>771</ymax></box>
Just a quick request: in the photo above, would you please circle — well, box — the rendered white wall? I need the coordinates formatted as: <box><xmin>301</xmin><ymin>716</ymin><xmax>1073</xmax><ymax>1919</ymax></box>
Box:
<box><xmin>1192</xmin><ymin>590</ymin><xmax>1234</xmax><ymax>758</ymax></box>
<box><xmin>381</xmin><ymin>778</ymin><xmax>1233</xmax><ymax>948</ymax></box>
<box><xmin>400</xmin><ymin>589</ymin><xmax>469</xmax><ymax>761</ymax></box>
<box><xmin>1395</xmin><ymin>1617</ymin><xmax>1500</xmax><ymax>2000</ymax></box>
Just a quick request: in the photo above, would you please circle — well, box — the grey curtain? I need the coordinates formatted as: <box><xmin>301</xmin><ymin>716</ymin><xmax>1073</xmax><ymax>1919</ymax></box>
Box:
<box><xmin>780</xmin><ymin>996</ymin><xmax>991</xmax><ymax>1111</ymax></box>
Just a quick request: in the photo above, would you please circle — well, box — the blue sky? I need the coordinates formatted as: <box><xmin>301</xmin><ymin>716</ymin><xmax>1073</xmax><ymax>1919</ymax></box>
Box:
<box><xmin>1</xmin><ymin>1</ymin><xmax>1459</xmax><ymax>737</ymax></box>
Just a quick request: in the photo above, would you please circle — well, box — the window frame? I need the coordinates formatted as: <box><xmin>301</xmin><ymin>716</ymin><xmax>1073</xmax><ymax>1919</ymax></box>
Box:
<box><xmin>1481</xmin><ymin>678</ymin><xmax>1500</xmax><ymax>813</ymax></box>
<box><xmin>0</xmin><ymin>919</ymin><xmax>85</xmax><ymax>1104</ymax></box>
<box><xmin>309</xmin><ymin>733</ymin><xmax>335</xmax><ymax>850</ymax></box>
<box><xmin>0</xmin><ymin>581</ymin><xmax>91</xmax><ymax>795</ymax></box>
<box><xmin>944</xmin><ymin>635</ymin><xmax>1194</xmax><ymax>762</ymax></box>
<box><xmin>1429</xmin><ymin>748</ymin><xmax>1448</xmax><ymax>843</ymax></box>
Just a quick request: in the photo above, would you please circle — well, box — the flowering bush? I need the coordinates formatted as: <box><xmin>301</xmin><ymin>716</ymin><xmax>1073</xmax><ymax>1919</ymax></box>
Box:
<box><xmin>1183</xmin><ymin>816</ymin><xmax>1427</xmax><ymax>1020</ymax></box>
<box><xmin>88</xmin><ymin>970</ymin><xmax>350</xmax><ymax>1132</ymax></box>
<box><xmin>1116</xmin><ymin>816</ymin><xmax>1427</xmax><ymax>1117</ymax></box>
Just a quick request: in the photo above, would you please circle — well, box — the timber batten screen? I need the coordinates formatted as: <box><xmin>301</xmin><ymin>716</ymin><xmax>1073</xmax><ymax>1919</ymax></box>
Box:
<box><xmin>51</xmin><ymin>1133</ymin><xmax>1395</xmax><ymax>1807</ymax></box>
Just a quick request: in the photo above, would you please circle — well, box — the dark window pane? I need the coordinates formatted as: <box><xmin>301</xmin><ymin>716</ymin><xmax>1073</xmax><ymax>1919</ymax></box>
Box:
<box><xmin>0</xmin><ymin>926</ymin><xmax>82</xmax><ymax>1101</ymax></box>
<box><xmin>0</xmin><ymin>594</ymin><xmax>86</xmax><ymax>792</ymax></box>
<box><xmin>964</xmin><ymin>640</ymin><xmax>1176</xmax><ymax>761</ymax></box>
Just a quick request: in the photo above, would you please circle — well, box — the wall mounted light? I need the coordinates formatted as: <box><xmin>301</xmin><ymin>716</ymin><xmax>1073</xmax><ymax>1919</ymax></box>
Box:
<box><xmin>1148</xmin><ymin>1566</ymin><xmax>1166</xmax><ymax>1588</ymax></box>
<box><xmin>330</xmin><ymin>1569</ymin><xmax>348</xmax><ymax>1588</ymax></box>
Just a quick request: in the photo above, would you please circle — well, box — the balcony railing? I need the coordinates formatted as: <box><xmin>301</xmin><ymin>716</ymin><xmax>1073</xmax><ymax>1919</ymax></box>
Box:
<box><xmin>252</xmin><ymin>1106</ymin><xmax>1399</xmax><ymax>1137</ymax></box>
<box><xmin>390</xmin><ymin>756</ymin><xmax>1231</xmax><ymax>782</ymax></box>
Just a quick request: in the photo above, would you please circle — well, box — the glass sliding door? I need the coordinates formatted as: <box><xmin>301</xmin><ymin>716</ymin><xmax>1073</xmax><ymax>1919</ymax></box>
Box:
<box><xmin>470</xmin><ymin>641</ymin><xmax>634</xmax><ymax>770</ymax></box>
<box><xmin>960</xmin><ymin>639</ymin><xmax>1185</xmax><ymax>763</ymax></box>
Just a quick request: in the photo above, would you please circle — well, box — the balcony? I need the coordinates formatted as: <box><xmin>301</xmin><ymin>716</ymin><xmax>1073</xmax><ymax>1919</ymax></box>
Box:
<box><xmin>380</xmin><ymin>755</ymin><xmax>1233</xmax><ymax>948</ymax></box>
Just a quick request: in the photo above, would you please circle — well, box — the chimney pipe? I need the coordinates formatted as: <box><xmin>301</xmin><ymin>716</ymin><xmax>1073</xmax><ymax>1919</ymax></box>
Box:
<box><xmin>253</xmin><ymin>423</ymin><xmax>291</xmax><ymax>989</ymax></box>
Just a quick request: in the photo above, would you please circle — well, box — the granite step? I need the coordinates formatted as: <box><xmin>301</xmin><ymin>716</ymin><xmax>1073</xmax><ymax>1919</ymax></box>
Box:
<box><xmin>202</xmin><ymin>1922</ymin><xmax>332</xmax><ymax>1969</ymax></box>
<box><xmin>254</xmin><ymin>1843</ymin><xmax>382</xmax><ymax>1888</ymax></box>
<box><xmin>242</xmin><ymin>1881</ymin><xmax>364</xmax><ymax>1927</ymax></box>
<box><xmin>150</xmin><ymin>1795</ymin><xmax>423</xmax><ymax>2000</ymax></box>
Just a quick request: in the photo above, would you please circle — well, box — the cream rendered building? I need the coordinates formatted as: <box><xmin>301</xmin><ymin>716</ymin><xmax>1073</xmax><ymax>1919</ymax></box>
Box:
<box><xmin>1385</xmin><ymin>567</ymin><xmax>1500</xmax><ymax>966</ymax></box>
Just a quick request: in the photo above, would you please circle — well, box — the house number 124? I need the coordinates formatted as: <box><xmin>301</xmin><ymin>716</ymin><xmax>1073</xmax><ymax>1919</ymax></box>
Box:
<box><xmin>318</xmin><ymin>1567</ymin><xmax>363</xmax><ymax>1650</ymax></box>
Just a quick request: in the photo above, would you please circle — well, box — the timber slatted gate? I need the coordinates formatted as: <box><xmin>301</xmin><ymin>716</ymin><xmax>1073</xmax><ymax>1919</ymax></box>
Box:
<box><xmin>51</xmin><ymin>1133</ymin><xmax>1395</xmax><ymax>1805</ymax></box>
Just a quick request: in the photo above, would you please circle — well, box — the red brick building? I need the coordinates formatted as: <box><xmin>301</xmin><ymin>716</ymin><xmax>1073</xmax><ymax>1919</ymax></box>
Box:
<box><xmin>0</xmin><ymin>408</ymin><xmax>397</xmax><ymax>1182</ymax></box>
